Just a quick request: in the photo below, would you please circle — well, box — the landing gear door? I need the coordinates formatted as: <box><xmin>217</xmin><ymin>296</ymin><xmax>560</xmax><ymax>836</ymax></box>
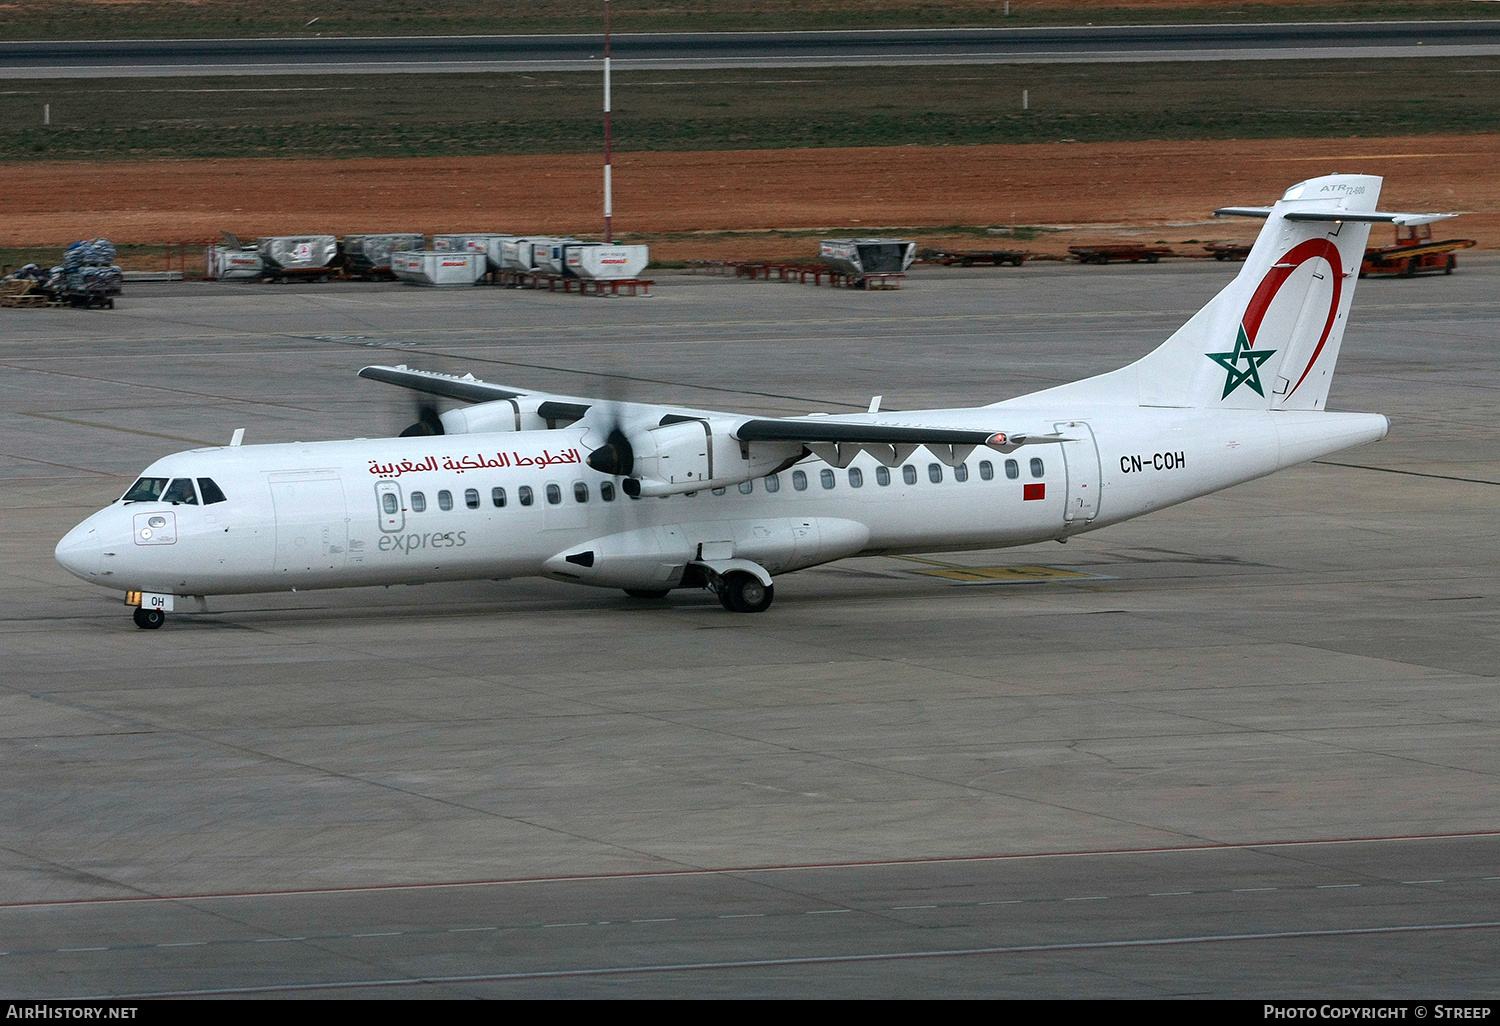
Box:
<box><xmin>375</xmin><ymin>481</ymin><xmax>404</xmax><ymax>532</ymax></box>
<box><xmin>1054</xmin><ymin>420</ymin><xmax>1101</xmax><ymax>523</ymax></box>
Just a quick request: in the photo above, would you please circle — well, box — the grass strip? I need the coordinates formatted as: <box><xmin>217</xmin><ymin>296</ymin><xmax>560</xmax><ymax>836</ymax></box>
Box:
<box><xmin>0</xmin><ymin>2</ymin><xmax>1494</xmax><ymax>41</ymax></box>
<box><xmin>4</xmin><ymin>59</ymin><xmax>1500</xmax><ymax>163</ymax></box>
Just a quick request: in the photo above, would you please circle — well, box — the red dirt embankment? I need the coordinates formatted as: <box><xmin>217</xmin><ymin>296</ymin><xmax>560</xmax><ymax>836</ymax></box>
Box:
<box><xmin>3</xmin><ymin>136</ymin><xmax>1496</xmax><ymax>259</ymax></box>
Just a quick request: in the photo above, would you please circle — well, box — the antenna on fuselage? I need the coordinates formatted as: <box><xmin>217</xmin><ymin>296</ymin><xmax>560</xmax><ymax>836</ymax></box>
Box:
<box><xmin>230</xmin><ymin>428</ymin><xmax>245</xmax><ymax>447</ymax></box>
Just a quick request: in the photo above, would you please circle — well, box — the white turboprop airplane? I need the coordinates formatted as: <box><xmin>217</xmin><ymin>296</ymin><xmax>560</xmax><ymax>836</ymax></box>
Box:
<box><xmin>57</xmin><ymin>174</ymin><xmax>1448</xmax><ymax>628</ymax></box>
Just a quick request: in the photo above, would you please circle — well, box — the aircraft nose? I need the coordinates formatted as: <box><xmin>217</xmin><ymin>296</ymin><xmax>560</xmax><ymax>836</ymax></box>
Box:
<box><xmin>55</xmin><ymin>522</ymin><xmax>102</xmax><ymax>580</ymax></box>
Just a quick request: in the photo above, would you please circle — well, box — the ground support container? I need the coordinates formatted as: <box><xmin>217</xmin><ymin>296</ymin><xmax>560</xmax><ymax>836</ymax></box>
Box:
<box><xmin>258</xmin><ymin>235</ymin><xmax>339</xmax><ymax>279</ymax></box>
<box><xmin>533</xmin><ymin>239</ymin><xmax>585</xmax><ymax>276</ymax></box>
<box><xmin>820</xmin><ymin>239</ymin><xmax>917</xmax><ymax>276</ymax></box>
<box><xmin>391</xmin><ymin>251</ymin><xmax>487</xmax><ymax>286</ymax></box>
<box><xmin>434</xmin><ymin>234</ymin><xmax>517</xmax><ymax>274</ymax></box>
<box><xmin>343</xmin><ymin>234</ymin><xmax>425</xmax><ymax>279</ymax></box>
<box><xmin>499</xmin><ymin>238</ymin><xmax>541</xmax><ymax>272</ymax></box>
<box><xmin>563</xmin><ymin>244</ymin><xmax>650</xmax><ymax>280</ymax></box>
<box><xmin>205</xmin><ymin>244</ymin><xmax>265</xmax><ymax>280</ymax></box>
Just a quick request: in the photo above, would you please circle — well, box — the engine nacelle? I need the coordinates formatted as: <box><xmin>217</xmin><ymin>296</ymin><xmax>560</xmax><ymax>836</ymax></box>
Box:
<box><xmin>629</xmin><ymin>419</ymin><xmax>801</xmax><ymax>497</ymax></box>
<box><xmin>440</xmin><ymin>397</ymin><xmax>576</xmax><ymax>435</ymax></box>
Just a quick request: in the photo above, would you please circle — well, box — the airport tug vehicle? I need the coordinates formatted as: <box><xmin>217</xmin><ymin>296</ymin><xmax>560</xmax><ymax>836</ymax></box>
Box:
<box><xmin>57</xmin><ymin>175</ymin><xmax>1450</xmax><ymax>627</ymax></box>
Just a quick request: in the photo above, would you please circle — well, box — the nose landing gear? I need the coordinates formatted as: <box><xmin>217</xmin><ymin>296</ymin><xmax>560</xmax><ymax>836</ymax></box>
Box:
<box><xmin>132</xmin><ymin>607</ymin><xmax>165</xmax><ymax>630</ymax></box>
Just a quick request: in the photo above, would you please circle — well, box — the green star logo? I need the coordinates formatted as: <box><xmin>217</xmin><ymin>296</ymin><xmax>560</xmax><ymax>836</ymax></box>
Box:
<box><xmin>1206</xmin><ymin>326</ymin><xmax>1277</xmax><ymax>399</ymax></box>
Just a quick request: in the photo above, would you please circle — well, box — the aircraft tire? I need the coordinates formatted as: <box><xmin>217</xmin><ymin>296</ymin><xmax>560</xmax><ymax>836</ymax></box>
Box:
<box><xmin>722</xmin><ymin>572</ymin><xmax>773</xmax><ymax>614</ymax></box>
<box><xmin>623</xmin><ymin>588</ymin><xmax>671</xmax><ymax>599</ymax></box>
<box><xmin>133</xmin><ymin>607</ymin><xmax>164</xmax><ymax>630</ymax></box>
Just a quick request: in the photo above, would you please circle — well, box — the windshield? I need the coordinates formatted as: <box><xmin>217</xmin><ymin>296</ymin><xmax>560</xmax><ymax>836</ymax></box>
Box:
<box><xmin>122</xmin><ymin>477</ymin><xmax>168</xmax><ymax>502</ymax></box>
<box><xmin>162</xmin><ymin>478</ymin><xmax>198</xmax><ymax>504</ymax></box>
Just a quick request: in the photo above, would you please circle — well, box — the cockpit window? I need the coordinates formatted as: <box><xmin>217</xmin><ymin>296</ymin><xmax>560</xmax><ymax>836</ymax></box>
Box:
<box><xmin>197</xmin><ymin>478</ymin><xmax>227</xmax><ymax>504</ymax></box>
<box><xmin>123</xmin><ymin>477</ymin><xmax>168</xmax><ymax>502</ymax></box>
<box><xmin>161</xmin><ymin>478</ymin><xmax>199</xmax><ymax>505</ymax></box>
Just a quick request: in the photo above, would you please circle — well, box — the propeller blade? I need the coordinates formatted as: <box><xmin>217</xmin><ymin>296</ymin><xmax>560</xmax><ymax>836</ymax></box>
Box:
<box><xmin>399</xmin><ymin>402</ymin><xmax>445</xmax><ymax>437</ymax></box>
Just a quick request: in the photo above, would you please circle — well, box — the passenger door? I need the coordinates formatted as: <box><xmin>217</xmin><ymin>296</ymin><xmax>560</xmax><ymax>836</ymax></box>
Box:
<box><xmin>375</xmin><ymin>480</ymin><xmax>404</xmax><ymax>532</ymax></box>
<box><xmin>1054</xmin><ymin>420</ymin><xmax>1102</xmax><ymax>523</ymax></box>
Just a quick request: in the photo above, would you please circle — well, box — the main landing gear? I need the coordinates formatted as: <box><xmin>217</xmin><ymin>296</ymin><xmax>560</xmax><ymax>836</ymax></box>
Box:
<box><xmin>716</xmin><ymin>571</ymin><xmax>774</xmax><ymax>614</ymax></box>
<box><xmin>623</xmin><ymin>564</ymin><xmax>776</xmax><ymax>613</ymax></box>
<box><xmin>132</xmin><ymin>607</ymin><xmax>164</xmax><ymax>630</ymax></box>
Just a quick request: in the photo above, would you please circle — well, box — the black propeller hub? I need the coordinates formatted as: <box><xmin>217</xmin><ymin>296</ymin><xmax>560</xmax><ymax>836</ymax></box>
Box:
<box><xmin>586</xmin><ymin>427</ymin><xmax>635</xmax><ymax>477</ymax></box>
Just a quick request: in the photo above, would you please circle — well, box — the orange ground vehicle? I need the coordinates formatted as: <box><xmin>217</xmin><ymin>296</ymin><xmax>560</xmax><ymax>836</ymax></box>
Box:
<box><xmin>1360</xmin><ymin>223</ymin><xmax>1476</xmax><ymax>278</ymax></box>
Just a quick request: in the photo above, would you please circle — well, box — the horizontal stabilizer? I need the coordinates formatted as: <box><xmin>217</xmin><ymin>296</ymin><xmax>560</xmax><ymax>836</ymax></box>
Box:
<box><xmin>1216</xmin><ymin>206</ymin><xmax>1455</xmax><ymax>227</ymax></box>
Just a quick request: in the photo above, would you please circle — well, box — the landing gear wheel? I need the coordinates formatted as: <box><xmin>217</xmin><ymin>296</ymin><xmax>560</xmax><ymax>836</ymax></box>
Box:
<box><xmin>721</xmin><ymin>571</ymin><xmax>773</xmax><ymax>614</ymax></box>
<box><xmin>133</xmin><ymin>607</ymin><xmax>164</xmax><ymax>630</ymax></box>
<box><xmin>623</xmin><ymin>588</ymin><xmax>671</xmax><ymax>599</ymax></box>
<box><xmin>1445</xmin><ymin>255</ymin><xmax>1456</xmax><ymax>275</ymax></box>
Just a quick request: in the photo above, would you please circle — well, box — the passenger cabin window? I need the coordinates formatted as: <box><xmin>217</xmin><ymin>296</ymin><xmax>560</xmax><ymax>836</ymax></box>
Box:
<box><xmin>162</xmin><ymin>478</ymin><xmax>198</xmax><ymax>505</ymax></box>
<box><xmin>546</xmin><ymin>484</ymin><xmax>562</xmax><ymax>505</ymax></box>
<box><xmin>876</xmin><ymin>466</ymin><xmax>890</xmax><ymax>486</ymax></box>
<box><xmin>738</xmin><ymin>480</ymin><xmax>754</xmax><ymax>494</ymax></box>
<box><xmin>1005</xmin><ymin>459</ymin><xmax>1019</xmax><ymax>480</ymax></box>
<box><xmin>820</xmin><ymin>469</ymin><xmax>835</xmax><ymax>490</ymax></box>
<box><xmin>465</xmin><ymin>488</ymin><xmax>480</xmax><ymax>510</ymax></box>
<box><xmin>411</xmin><ymin>491</ymin><xmax>427</xmax><ymax>512</ymax></box>
<box><xmin>902</xmin><ymin>465</ymin><xmax>917</xmax><ymax>485</ymax></box>
<box><xmin>792</xmin><ymin>470</ymin><xmax>808</xmax><ymax>491</ymax></box>
<box><xmin>1031</xmin><ymin>457</ymin><xmax>1045</xmax><ymax>478</ymax></box>
<box><xmin>574</xmin><ymin>482</ymin><xmax>589</xmax><ymax>503</ymax></box>
<box><xmin>954</xmin><ymin>463</ymin><xmax>969</xmax><ymax>483</ymax></box>
<box><xmin>438</xmin><ymin>489</ymin><xmax>454</xmax><ymax>511</ymax></box>
<box><xmin>601</xmin><ymin>482</ymin><xmax>616</xmax><ymax>502</ymax></box>
<box><xmin>979</xmin><ymin>461</ymin><xmax>994</xmax><ymax>482</ymax></box>
<box><xmin>848</xmin><ymin>468</ymin><xmax>863</xmax><ymax>488</ymax></box>
<box><xmin>381</xmin><ymin>493</ymin><xmax>399</xmax><ymax>515</ymax></box>
<box><xmin>197</xmin><ymin>478</ymin><xmax>227</xmax><ymax>504</ymax></box>
<box><xmin>123</xmin><ymin>477</ymin><xmax>168</xmax><ymax>502</ymax></box>
<box><xmin>928</xmin><ymin>463</ymin><xmax>943</xmax><ymax>484</ymax></box>
<box><xmin>492</xmin><ymin>487</ymin><xmax>507</xmax><ymax>508</ymax></box>
<box><xmin>765</xmin><ymin>474</ymin><xmax>780</xmax><ymax>493</ymax></box>
<box><xmin>518</xmin><ymin>486</ymin><xmax>534</xmax><ymax>507</ymax></box>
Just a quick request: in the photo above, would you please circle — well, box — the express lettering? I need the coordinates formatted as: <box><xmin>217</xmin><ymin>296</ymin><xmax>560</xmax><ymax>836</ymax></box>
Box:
<box><xmin>1119</xmin><ymin>452</ymin><xmax>1186</xmax><ymax>473</ymax></box>
<box><xmin>377</xmin><ymin>531</ymin><xmax>467</xmax><ymax>553</ymax></box>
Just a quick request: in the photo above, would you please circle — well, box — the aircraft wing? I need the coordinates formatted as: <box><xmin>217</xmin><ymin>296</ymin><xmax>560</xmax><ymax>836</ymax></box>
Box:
<box><xmin>358</xmin><ymin>364</ymin><xmax>527</xmax><ymax>403</ymax></box>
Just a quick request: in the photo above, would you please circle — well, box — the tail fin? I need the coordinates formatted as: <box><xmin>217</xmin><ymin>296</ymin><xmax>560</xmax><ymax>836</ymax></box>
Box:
<box><xmin>1011</xmin><ymin>174</ymin><xmax>1453</xmax><ymax>412</ymax></box>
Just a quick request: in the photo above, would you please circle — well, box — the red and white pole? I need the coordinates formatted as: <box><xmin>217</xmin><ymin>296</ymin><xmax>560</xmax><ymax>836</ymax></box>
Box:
<box><xmin>603</xmin><ymin>0</ymin><xmax>613</xmax><ymax>243</ymax></box>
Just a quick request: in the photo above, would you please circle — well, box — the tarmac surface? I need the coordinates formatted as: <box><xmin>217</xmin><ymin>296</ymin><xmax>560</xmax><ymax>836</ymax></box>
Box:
<box><xmin>3</xmin><ymin>21</ymin><xmax>1500</xmax><ymax>77</ymax></box>
<box><xmin>2</xmin><ymin>261</ymin><xmax>1497</xmax><ymax>997</ymax></box>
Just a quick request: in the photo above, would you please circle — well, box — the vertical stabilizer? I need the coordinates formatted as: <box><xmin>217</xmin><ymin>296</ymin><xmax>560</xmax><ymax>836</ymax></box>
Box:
<box><xmin>1139</xmin><ymin>174</ymin><xmax>1380</xmax><ymax>410</ymax></box>
<box><xmin>998</xmin><ymin>174</ymin><xmax>1462</xmax><ymax>414</ymax></box>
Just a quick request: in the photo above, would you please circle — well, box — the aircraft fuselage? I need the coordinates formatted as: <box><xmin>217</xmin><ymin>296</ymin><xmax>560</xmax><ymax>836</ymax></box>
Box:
<box><xmin>55</xmin><ymin>404</ymin><xmax>1387</xmax><ymax>601</ymax></box>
